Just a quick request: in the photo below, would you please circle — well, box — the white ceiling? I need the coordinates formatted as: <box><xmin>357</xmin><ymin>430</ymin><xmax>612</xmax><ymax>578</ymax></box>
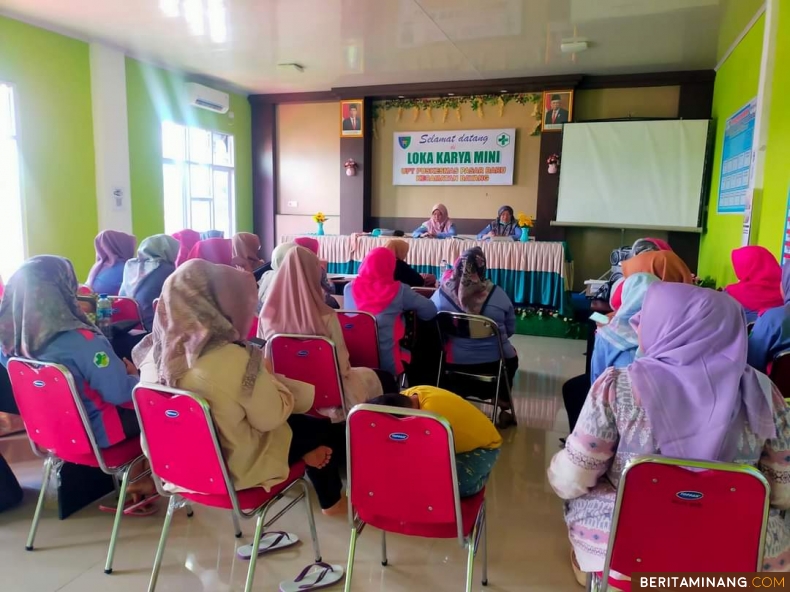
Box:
<box><xmin>0</xmin><ymin>0</ymin><xmax>724</xmax><ymax>95</ymax></box>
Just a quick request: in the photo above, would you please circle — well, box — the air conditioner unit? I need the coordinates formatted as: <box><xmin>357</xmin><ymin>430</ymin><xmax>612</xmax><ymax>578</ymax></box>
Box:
<box><xmin>186</xmin><ymin>83</ymin><xmax>229</xmax><ymax>114</ymax></box>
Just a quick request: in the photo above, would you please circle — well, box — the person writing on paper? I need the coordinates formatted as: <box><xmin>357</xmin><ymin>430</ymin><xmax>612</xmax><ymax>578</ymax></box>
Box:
<box><xmin>544</xmin><ymin>94</ymin><xmax>569</xmax><ymax>125</ymax></box>
<box><xmin>476</xmin><ymin>205</ymin><xmax>521</xmax><ymax>240</ymax></box>
<box><xmin>412</xmin><ymin>204</ymin><xmax>457</xmax><ymax>239</ymax></box>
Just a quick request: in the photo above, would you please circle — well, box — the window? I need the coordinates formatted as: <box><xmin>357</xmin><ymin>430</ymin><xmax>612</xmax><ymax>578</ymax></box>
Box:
<box><xmin>0</xmin><ymin>83</ymin><xmax>25</xmax><ymax>282</ymax></box>
<box><xmin>161</xmin><ymin>122</ymin><xmax>235</xmax><ymax>237</ymax></box>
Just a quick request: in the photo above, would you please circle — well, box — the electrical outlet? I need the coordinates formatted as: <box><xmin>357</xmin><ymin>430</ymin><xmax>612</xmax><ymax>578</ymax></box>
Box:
<box><xmin>288</xmin><ymin>200</ymin><xmax>298</xmax><ymax>208</ymax></box>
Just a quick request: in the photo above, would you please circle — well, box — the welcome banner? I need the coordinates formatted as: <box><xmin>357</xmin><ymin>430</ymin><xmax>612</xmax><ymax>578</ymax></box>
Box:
<box><xmin>392</xmin><ymin>128</ymin><xmax>516</xmax><ymax>186</ymax></box>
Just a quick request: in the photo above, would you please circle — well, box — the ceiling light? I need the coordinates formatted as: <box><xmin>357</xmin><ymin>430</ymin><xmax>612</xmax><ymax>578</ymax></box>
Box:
<box><xmin>500</xmin><ymin>90</ymin><xmax>508</xmax><ymax>93</ymax></box>
<box><xmin>398</xmin><ymin>95</ymin><xmax>405</xmax><ymax>98</ymax></box>
<box><xmin>560</xmin><ymin>39</ymin><xmax>589</xmax><ymax>54</ymax></box>
<box><xmin>447</xmin><ymin>93</ymin><xmax>455</xmax><ymax>96</ymax></box>
<box><xmin>183</xmin><ymin>0</ymin><xmax>204</xmax><ymax>36</ymax></box>
<box><xmin>159</xmin><ymin>0</ymin><xmax>180</xmax><ymax>18</ymax></box>
<box><xmin>207</xmin><ymin>0</ymin><xmax>227</xmax><ymax>43</ymax></box>
<box><xmin>276</xmin><ymin>63</ymin><xmax>305</xmax><ymax>73</ymax></box>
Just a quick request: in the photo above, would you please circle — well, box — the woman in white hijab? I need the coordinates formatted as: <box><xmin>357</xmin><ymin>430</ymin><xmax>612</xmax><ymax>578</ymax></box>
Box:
<box><xmin>257</xmin><ymin>242</ymin><xmax>298</xmax><ymax>309</ymax></box>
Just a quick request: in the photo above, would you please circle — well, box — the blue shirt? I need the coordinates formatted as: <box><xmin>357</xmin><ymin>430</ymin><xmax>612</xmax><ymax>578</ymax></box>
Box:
<box><xmin>431</xmin><ymin>286</ymin><xmax>517</xmax><ymax>364</ymax></box>
<box><xmin>344</xmin><ymin>283</ymin><xmax>437</xmax><ymax>375</ymax></box>
<box><xmin>590</xmin><ymin>333</ymin><xmax>636</xmax><ymax>384</ymax></box>
<box><xmin>120</xmin><ymin>263</ymin><xmax>175</xmax><ymax>331</ymax></box>
<box><xmin>1</xmin><ymin>330</ymin><xmax>139</xmax><ymax>448</ymax></box>
<box><xmin>412</xmin><ymin>223</ymin><xmax>457</xmax><ymax>239</ymax></box>
<box><xmin>476</xmin><ymin>223</ymin><xmax>521</xmax><ymax>240</ymax></box>
<box><xmin>747</xmin><ymin>305</ymin><xmax>790</xmax><ymax>373</ymax></box>
<box><xmin>91</xmin><ymin>262</ymin><xmax>126</xmax><ymax>296</ymax></box>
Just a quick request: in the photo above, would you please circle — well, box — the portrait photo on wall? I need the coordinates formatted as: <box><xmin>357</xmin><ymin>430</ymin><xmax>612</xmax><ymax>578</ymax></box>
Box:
<box><xmin>340</xmin><ymin>100</ymin><xmax>364</xmax><ymax>137</ymax></box>
<box><xmin>542</xmin><ymin>90</ymin><xmax>574</xmax><ymax>132</ymax></box>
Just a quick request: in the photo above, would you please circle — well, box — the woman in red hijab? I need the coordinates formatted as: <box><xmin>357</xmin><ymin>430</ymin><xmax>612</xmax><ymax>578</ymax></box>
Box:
<box><xmin>724</xmin><ymin>246</ymin><xmax>784</xmax><ymax>323</ymax></box>
<box><xmin>172</xmin><ymin>229</ymin><xmax>200</xmax><ymax>267</ymax></box>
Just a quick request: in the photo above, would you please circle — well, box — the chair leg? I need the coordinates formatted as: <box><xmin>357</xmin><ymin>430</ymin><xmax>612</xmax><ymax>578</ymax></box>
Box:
<box><xmin>232</xmin><ymin>512</ymin><xmax>242</xmax><ymax>538</ymax></box>
<box><xmin>380</xmin><ymin>531</ymin><xmax>388</xmax><ymax>566</ymax></box>
<box><xmin>344</xmin><ymin>526</ymin><xmax>359</xmax><ymax>592</ymax></box>
<box><xmin>26</xmin><ymin>456</ymin><xmax>54</xmax><ymax>551</ymax></box>
<box><xmin>301</xmin><ymin>480</ymin><xmax>322</xmax><ymax>563</ymax></box>
<box><xmin>185</xmin><ymin>503</ymin><xmax>194</xmax><ymax>518</ymax></box>
<box><xmin>148</xmin><ymin>496</ymin><xmax>177</xmax><ymax>592</ymax></box>
<box><xmin>244</xmin><ymin>507</ymin><xmax>269</xmax><ymax>592</ymax></box>
<box><xmin>465</xmin><ymin>522</ymin><xmax>478</xmax><ymax>592</ymax></box>
<box><xmin>491</xmin><ymin>364</ymin><xmax>502</xmax><ymax>424</ymax></box>
<box><xmin>481</xmin><ymin>505</ymin><xmax>488</xmax><ymax>586</ymax></box>
<box><xmin>104</xmin><ymin>464</ymin><xmax>131</xmax><ymax>574</ymax></box>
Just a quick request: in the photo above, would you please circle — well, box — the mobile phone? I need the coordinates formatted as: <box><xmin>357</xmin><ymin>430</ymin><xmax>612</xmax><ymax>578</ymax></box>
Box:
<box><xmin>589</xmin><ymin>312</ymin><xmax>610</xmax><ymax>325</ymax></box>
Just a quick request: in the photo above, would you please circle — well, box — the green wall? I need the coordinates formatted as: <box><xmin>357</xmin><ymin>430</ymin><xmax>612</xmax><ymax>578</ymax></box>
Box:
<box><xmin>698</xmin><ymin>15</ymin><xmax>764</xmax><ymax>284</ymax></box>
<box><xmin>126</xmin><ymin>59</ymin><xmax>252</xmax><ymax>241</ymax></box>
<box><xmin>0</xmin><ymin>16</ymin><xmax>97</xmax><ymax>278</ymax></box>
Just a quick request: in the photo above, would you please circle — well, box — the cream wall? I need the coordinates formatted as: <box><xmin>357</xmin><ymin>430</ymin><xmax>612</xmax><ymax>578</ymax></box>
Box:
<box><xmin>372</xmin><ymin>102</ymin><xmax>541</xmax><ymax>219</ymax></box>
<box><xmin>276</xmin><ymin>102</ymin><xmax>340</xmax><ymax>237</ymax></box>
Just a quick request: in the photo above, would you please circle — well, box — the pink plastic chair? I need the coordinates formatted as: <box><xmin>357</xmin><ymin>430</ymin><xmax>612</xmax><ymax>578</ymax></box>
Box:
<box><xmin>344</xmin><ymin>404</ymin><xmax>488</xmax><ymax>592</ymax></box>
<box><xmin>590</xmin><ymin>455</ymin><xmax>770</xmax><ymax>591</ymax></box>
<box><xmin>269</xmin><ymin>334</ymin><xmax>347</xmax><ymax>417</ymax></box>
<box><xmin>133</xmin><ymin>384</ymin><xmax>321</xmax><ymax>592</ymax></box>
<box><xmin>247</xmin><ymin>316</ymin><xmax>259</xmax><ymax>340</ymax></box>
<box><xmin>337</xmin><ymin>310</ymin><xmax>380</xmax><ymax>369</ymax></box>
<box><xmin>109</xmin><ymin>296</ymin><xmax>144</xmax><ymax>330</ymax></box>
<box><xmin>6</xmin><ymin>358</ymin><xmax>151</xmax><ymax>574</ymax></box>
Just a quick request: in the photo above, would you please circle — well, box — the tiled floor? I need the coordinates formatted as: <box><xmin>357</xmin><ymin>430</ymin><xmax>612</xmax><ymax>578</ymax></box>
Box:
<box><xmin>0</xmin><ymin>335</ymin><xmax>585</xmax><ymax>591</ymax></box>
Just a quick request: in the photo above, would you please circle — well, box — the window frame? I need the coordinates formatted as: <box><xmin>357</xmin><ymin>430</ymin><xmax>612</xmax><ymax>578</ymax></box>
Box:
<box><xmin>0</xmin><ymin>81</ymin><xmax>28</xmax><ymax>279</ymax></box>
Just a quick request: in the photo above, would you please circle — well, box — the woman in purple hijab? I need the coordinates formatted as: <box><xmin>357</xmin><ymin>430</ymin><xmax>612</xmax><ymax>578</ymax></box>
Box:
<box><xmin>548</xmin><ymin>283</ymin><xmax>790</xmax><ymax>583</ymax></box>
<box><xmin>86</xmin><ymin>230</ymin><xmax>136</xmax><ymax>295</ymax></box>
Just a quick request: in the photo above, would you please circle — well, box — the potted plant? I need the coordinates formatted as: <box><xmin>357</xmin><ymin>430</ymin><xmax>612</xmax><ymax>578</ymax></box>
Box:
<box><xmin>313</xmin><ymin>212</ymin><xmax>328</xmax><ymax>235</ymax></box>
<box><xmin>516</xmin><ymin>212</ymin><xmax>534</xmax><ymax>242</ymax></box>
<box><xmin>547</xmin><ymin>153</ymin><xmax>560</xmax><ymax>174</ymax></box>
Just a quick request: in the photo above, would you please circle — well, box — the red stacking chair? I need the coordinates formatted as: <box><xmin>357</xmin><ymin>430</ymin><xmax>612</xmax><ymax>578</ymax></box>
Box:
<box><xmin>590</xmin><ymin>455</ymin><xmax>770</xmax><ymax>591</ymax></box>
<box><xmin>6</xmin><ymin>358</ymin><xmax>152</xmax><ymax>575</ymax></box>
<box><xmin>769</xmin><ymin>350</ymin><xmax>790</xmax><ymax>402</ymax></box>
<box><xmin>269</xmin><ymin>334</ymin><xmax>347</xmax><ymax>417</ymax></box>
<box><xmin>337</xmin><ymin>310</ymin><xmax>380</xmax><ymax>369</ymax></box>
<box><xmin>247</xmin><ymin>316</ymin><xmax>259</xmax><ymax>340</ymax></box>
<box><xmin>344</xmin><ymin>404</ymin><xmax>488</xmax><ymax>592</ymax></box>
<box><xmin>109</xmin><ymin>296</ymin><xmax>144</xmax><ymax>330</ymax></box>
<box><xmin>133</xmin><ymin>384</ymin><xmax>321</xmax><ymax>592</ymax></box>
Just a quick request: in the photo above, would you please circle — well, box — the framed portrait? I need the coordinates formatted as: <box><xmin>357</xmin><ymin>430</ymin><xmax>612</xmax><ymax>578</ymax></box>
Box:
<box><xmin>340</xmin><ymin>99</ymin><xmax>364</xmax><ymax>137</ymax></box>
<box><xmin>541</xmin><ymin>90</ymin><xmax>574</xmax><ymax>132</ymax></box>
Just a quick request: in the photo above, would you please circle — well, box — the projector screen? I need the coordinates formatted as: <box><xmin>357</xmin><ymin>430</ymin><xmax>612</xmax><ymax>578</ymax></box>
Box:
<box><xmin>556</xmin><ymin>120</ymin><xmax>710</xmax><ymax>230</ymax></box>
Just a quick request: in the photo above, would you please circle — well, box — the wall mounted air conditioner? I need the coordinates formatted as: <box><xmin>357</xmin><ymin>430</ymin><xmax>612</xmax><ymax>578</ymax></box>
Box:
<box><xmin>186</xmin><ymin>83</ymin><xmax>229</xmax><ymax>114</ymax></box>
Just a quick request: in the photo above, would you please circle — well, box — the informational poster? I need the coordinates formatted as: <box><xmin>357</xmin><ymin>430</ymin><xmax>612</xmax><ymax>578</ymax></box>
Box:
<box><xmin>782</xmin><ymin>188</ymin><xmax>790</xmax><ymax>262</ymax></box>
<box><xmin>392</xmin><ymin>129</ymin><xmax>516</xmax><ymax>186</ymax></box>
<box><xmin>717</xmin><ymin>98</ymin><xmax>757</xmax><ymax>214</ymax></box>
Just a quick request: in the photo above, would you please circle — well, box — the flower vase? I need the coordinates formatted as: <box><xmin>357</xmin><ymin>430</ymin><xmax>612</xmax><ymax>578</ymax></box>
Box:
<box><xmin>548</xmin><ymin>163</ymin><xmax>558</xmax><ymax>174</ymax></box>
<box><xmin>520</xmin><ymin>227</ymin><xmax>529</xmax><ymax>242</ymax></box>
<box><xmin>316</xmin><ymin>222</ymin><xmax>325</xmax><ymax>236</ymax></box>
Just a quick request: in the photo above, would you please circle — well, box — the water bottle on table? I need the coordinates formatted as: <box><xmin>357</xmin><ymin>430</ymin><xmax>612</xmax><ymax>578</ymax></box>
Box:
<box><xmin>96</xmin><ymin>294</ymin><xmax>113</xmax><ymax>339</ymax></box>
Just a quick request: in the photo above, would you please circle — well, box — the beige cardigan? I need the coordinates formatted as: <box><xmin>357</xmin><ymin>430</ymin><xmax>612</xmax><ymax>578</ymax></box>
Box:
<box><xmin>139</xmin><ymin>344</ymin><xmax>314</xmax><ymax>491</ymax></box>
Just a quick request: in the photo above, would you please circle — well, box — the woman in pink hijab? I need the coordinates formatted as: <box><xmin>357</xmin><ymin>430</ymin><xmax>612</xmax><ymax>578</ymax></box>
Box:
<box><xmin>231</xmin><ymin>232</ymin><xmax>264</xmax><ymax>272</ymax></box>
<box><xmin>412</xmin><ymin>203</ymin><xmax>457</xmax><ymax>239</ymax></box>
<box><xmin>85</xmin><ymin>230</ymin><xmax>137</xmax><ymax>295</ymax></box>
<box><xmin>293</xmin><ymin>237</ymin><xmax>339</xmax><ymax>308</ymax></box>
<box><xmin>185</xmin><ymin>238</ymin><xmax>233</xmax><ymax>266</ymax></box>
<box><xmin>725</xmin><ymin>245</ymin><xmax>784</xmax><ymax>323</ymax></box>
<box><xmin>172</xmin><ymin>229</ymin><xmax>200</xmax><ymax>267</ymax></box>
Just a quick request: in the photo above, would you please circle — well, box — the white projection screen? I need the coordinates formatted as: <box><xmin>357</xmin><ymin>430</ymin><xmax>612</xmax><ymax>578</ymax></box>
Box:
<box><xmin>556</xmin><ymin>120</ymin><xmax>710</xmax><ymax>230</ymax></box>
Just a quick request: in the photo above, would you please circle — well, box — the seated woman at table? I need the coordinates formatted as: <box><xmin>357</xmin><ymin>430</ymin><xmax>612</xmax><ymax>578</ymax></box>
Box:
<box><xmin>172</xmin><ymin>229</ymin><xmax>200</xmax><ymax>267</ymax></box>
<box><xmin>135</xmin><ymin>259</ymin><xmax>346</xmax><ymax>514</ymax></box>
<box><xmin>412</xmin><ymin>203</ymin><xmax>457</xmax><ymax>239</ymax></box>
<box><xmin>186</xmin><ymin>237</ymin><xmax>233</xmax><ymax>266</ymax></box>
<box><xmin>748</xmin><ymin>261</ymin><xmax>790</xmax><ymax>373</ymax></box>
<box><xmin>344</xmin><ymin>247</ymin><xmax>437</xmax><ymax>376</ymax></box>
<box><xmin>431</xmin><ymin>247</ymin><xmax>517</xmax><ymax>425</ymax></box>
<box><xmin>476</xmin><ymin>205</ymin><xmax>521</xmax><ymax>241</ymax></box>
<box><xmin>385</xmin><ymin>239</ymin><xmax>425</xmax><ymax>287</ymax></box>
<box><xmin>259</xmin><ymin>247</ymin><xmax>393</xmax><ymax>413</ymax></box>
<box><xmin>725</xmin><ymin>245</ymin><xmax>784</xmax><ymax>324</ymax></box>
<box><xmin>120</xmin><ymin>234</ymin><xmax>179</xmax><ymax>331</ymax></box>
<box><xmin>86</xmin><ymin>230</ymin><xmax>137</xmax><ymax>296</ymax></box>
<box><xmin>549</xmin><ymin>283</ymin><xmax>790</xmax><ymax>584</ymax></box>
<box><xmin>231</xmin><ymin>232</ymin><xmax>264</xmax><ymax>272</ymax></box>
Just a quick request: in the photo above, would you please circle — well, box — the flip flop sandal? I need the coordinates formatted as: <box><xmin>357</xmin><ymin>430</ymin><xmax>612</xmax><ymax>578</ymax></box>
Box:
<box><xmin>279</xmin><ymin>562</ymin><xmax>344</xmax><ymax>591</ymax></box>
<box><xmin>99</xmin><ymin>494</ymin><xmax>159</xmax><ymax>517</ymax></box>
<box><xmin>236</xmin><ymin>531</ymin><xmax>300</xmax><ymax>560</ymax></box>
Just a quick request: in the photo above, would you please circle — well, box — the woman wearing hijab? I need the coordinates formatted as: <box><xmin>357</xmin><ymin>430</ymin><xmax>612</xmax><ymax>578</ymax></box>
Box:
<box><xmin>621</xmin><ymin>250</ymin><xmax>694</xmax><ymax>283</ymax></box>
<box><xmin>119</xmin><ymin>235</ymin><xmax>179</xmax><ymax>331</ymax></box>
<box><xmin>258</xmin><ymin>242</ymin><xmax>297</xmax><ymax>309</ymax></box>
<box><xmin>185</xmin><ymin>238</ymin><xmax>233</xmax><ymax>266</ymax></box>
<box><xmin>344</xmin><ymin>248</ymin><xmax>437</xmax><ymax>376</ymax></box>
<box><xmin>412</xmin><ymin>203</ymin><xmax>457</xmax><ymax>239</ymax></box>
<box><xmin>431</xmin><ymin>247</ymin><xmax>517</xmax><ymax>423</ymax></box>
<box><xmin>385</xmin><ymin>239</ymin><xmax>425</xmax><ymax>287</ymax></box>
<box><xmin>172</xmin><ymin>229</ymin><xmax>200</xmax><ymax>267</ymax></box>
<box><xmin>748</xmin><ymin>261</ymin><xmax>790</xmax><ymax>373</ymax></box>
<box><xmin>230</xmin><ymin>232</ymin><xmax>264</xmax><ymax>273</ymax></box>
<box><xmin>293</xmin><ymin>237</ymin><xmax>339</xmax><ymax>309</ymax></box>
<box><xmin>259</xmin><ymin>247</ymin><xmax>388</xmax><ymax>413</ymax></box>
<box><xmin>86</xmin><ymin>230</ymin><xmax>137</xmax><ymax>295</ymax></box>
<box><xmin>476</xmin><ymin>205</ymin><xmax>521</xmax><ymax>240</ymax></box>
<box><xmin>135</xmin><ymin>260</ymin><xmax>346</xmax><ymax>514</ymax></box>
<box><xmin>725</xmin><ymin>246</ymin><xmax>784</xmax><ymax>323</ymax></box>
<box><xmin>549</xmin><ymin>283</ymin><xmax>790</xmax><ymax>584</ymax></box>
<box><xmin>200</xmin><ymin>230</ymin><xmax>224</xmax><ymax>239</ymax></box>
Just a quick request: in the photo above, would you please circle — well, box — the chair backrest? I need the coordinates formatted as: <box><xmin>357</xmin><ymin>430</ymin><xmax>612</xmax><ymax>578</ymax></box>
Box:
<box><xmin>247</xmin><ymin>316</ymin><xmax>259</xmax><ymax>341</ymax></box>
<box><xmin>109</xmin><ymin>296</ymin><xmax>143</xmax><ymax>328</ymax></box>
<box><xmin>346</xmin><ymin>405</ymin><xmax>463</xmax><ymax>541</ymax></box>
<box><xmin>603</xmin><ymin>456</ymin><xmax>769</xmax><ymax>583</ymax></box>
<box><xmin>133</xmin><ymin>384</ymin><xmax>238</xmax><ymax>504</ymax></box>
<box><xmin>770</xmin><ymin>351</ymin><xmax>790</xmax><ymax>399</ymax></box>
<box><xmin>269</xmin><ymin>334</ymin><xmax>346</xmax><ymax>415</ymax></box>
<box><xmin>436</xmin><ymin>311</ymin><xmax>500</xmax><ymax>342</ymax></box>
<box><xmin>337</xmin><ymin>310</ymin><xmax>380</xmax><ymax>369</ymax></box>
<box><xmin>6</xmin><ymin>358</ymin><xmax>101</xmax><ymax>464</ymax></box>
<box><xmin>411</xmin><ymin>286</ymin><xmax>436</xmax><ymax>298</ymax></box>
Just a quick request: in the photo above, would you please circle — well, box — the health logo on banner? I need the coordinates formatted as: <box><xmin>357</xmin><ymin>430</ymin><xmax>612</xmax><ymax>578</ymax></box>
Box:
<box><xmin>392</xmin><ymin>128</ymin><xmax>516</xmax><ymax>186</ymax></box>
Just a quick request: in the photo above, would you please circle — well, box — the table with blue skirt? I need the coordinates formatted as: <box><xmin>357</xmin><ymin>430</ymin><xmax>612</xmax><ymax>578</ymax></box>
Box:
<box><xmin>282</xmin><ymin>235</ymin><xmax>573</xmax><ymax>315</ymax></box>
